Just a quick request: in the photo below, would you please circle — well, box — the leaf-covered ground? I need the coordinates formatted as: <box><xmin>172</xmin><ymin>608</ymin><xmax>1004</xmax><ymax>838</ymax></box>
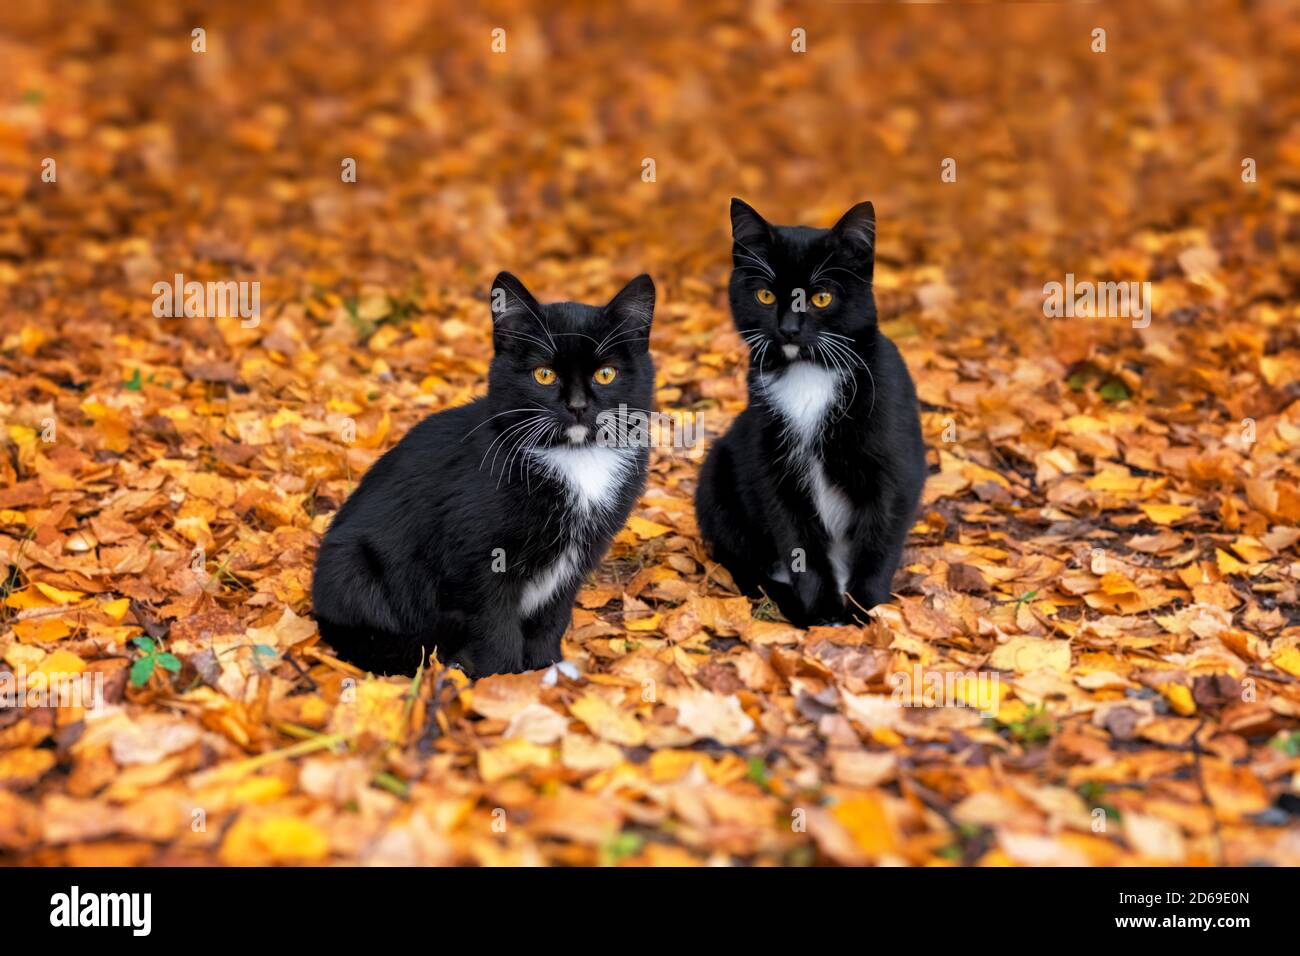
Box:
<box><xmin>2</xmin><ymin>0</ymin><xmax>1300</xmax><ymax>866</ymax></box>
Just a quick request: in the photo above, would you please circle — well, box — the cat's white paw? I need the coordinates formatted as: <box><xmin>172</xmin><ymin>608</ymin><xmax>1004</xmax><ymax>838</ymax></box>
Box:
<box><xmin>541</xmin><ymin>661</ymin><xmax>581</xmax><ymax>686</ymax></box>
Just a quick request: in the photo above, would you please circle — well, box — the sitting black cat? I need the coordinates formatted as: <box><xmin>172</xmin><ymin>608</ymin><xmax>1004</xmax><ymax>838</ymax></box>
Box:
<box><xmin>695</xmin><ymin>199</ymin><xmax>926</xmax><ymax>626</ymax></box>
<box><xmin>312</xmin><ymin>271</ymin><xmax>655</xmax><ymax>677</ymax></box>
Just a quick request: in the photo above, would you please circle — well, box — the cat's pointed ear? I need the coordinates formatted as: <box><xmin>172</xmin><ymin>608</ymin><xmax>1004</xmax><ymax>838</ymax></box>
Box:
<box><xmin>833</xmin><ymin>201</ymin><xmax>876</xmax><ymax>259</ymax></box>
<box><xmin>730</xmin><ymin>198</ymin><xmax>772</xmax><ymax>254</ymax></box>
<box><xmin>602</xmin><ymin>274</ymin><xmax>655</xmax><ymax>350</ymax></box>
<box><xmin>489</xmin><ymin>271</ymin><xmax>546</xmax><ymax>347</ymax></box>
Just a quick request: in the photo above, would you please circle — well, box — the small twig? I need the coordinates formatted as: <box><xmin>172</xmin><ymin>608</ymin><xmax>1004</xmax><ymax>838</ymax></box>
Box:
<box><xmin>198</xmin><ymin>732</ymin><xmax>347</xmax><ymax>785</ymax></box>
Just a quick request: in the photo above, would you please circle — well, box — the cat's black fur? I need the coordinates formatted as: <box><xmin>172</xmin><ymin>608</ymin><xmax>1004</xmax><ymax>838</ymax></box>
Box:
<box><xmin>312</xmin><ymin>271</ymin><xmax>655</xmax><ymax>677</ymax></box>
<box><xmin>695</xmin><ymin>199</ymin><xmax>926</xmax><ymax>626</ymax></box>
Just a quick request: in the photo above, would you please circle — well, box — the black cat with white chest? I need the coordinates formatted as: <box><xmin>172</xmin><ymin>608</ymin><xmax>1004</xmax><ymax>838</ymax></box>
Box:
<box><xmin>695</xmin><ymin>199</ymin><xmax>926</xmax><ymax>626</ymax></box>
<box><xmin>312</xmin><ymin>272</ymin><xmax>655</xmax><ymax>677</ymax></box>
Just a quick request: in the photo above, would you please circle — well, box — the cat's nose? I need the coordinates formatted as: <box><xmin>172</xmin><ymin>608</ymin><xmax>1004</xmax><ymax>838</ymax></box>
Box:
<box><xmin>566</xmin><ymin>393</ymin><xmax>588</xmax><ymax>419</ymax></box>
<box><xmin>778</xmin><ymin>314</ymin><xmax>801</xmax><ymax>341</ymax></box>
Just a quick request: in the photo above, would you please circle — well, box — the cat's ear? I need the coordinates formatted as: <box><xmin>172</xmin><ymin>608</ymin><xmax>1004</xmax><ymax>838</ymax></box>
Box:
<box><xmin>602</xmin><ymin>273</ymin><xmax>655</xmax><ymax>349</ymax></box>
<box><xmin>730</xmin><ymin>198</ymin><xmax>772</xmax><ymax>255</ymax></box>
<box><xmin>833</xmin><ymin>201</ymin><xmax>876</xmax><ymax>260</ymax></box>
<box><xmin>489</xmin><ymin>271</ymin><xmax>546</xmax><ymax>348</ymax></box>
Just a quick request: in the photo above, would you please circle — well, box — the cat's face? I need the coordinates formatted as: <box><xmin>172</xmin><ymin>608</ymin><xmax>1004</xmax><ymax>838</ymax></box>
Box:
<box><xmin>487</xmin><ymin>272</ymin><xmax>655</xmax><ymax>449</ymax></box>
<box><xmin>727</xmin><ymin>198</ymin><xmax>877</xmax><ymax>371</ymax></box>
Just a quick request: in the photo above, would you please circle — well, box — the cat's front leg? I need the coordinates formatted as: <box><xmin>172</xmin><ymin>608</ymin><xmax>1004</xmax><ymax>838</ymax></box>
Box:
<box><xmin>521</xmin><ymin>596</ymin><xmax>571</xmax><ymax>671</ymax></box>
<box><xmin>749</xmin><ymin>546</ymin><xmax>833</xmax><ymax>626</ymax></box>
<box><xmin>788</xmin><ymin>563</ymin><xmax>831</xmax><ymax>624</ymax></box>
<box><xmin>762</xmin><ymin>508</ymin><xmax>844</xmax><ymax>626</ymax></box>
<box><xmin>845</xmin><ymin>494</ymin><xmax>913</xmax><ymax>614</ymax></box>
<box><xmin>787</xmin><ymin>567</ymin><xmax>860</xmax><ymax>626</ymax></box>
<box><xmin>451</xmin><ymin>606</ymin><xmax>526</xmax><ymax>677</ymax></box>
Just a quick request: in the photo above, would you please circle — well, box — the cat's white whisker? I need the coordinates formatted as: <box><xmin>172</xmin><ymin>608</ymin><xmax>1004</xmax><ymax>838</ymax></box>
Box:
<box><xmin>595</xmin><ymin>305</ymin><xmax>651</xmax><ymax>355</ymax></box>
<box><xmin>503</xmin><ymin>288</ymin><xmax>557</xmax><ymax>350</ymax></box>
<box><xmin>517</xmin><ymin>420</ymin><xmax>560</xmax><ymax>489</ymax></box>
<box><xmin>597</xmin><ymin>329</ymin><xmax>650</xmax><ymax>354</ymax></box>
<box><xmin>483</xmin><ymin>415</ymin><xmax>547</xmax><ymax>474</ymax></box>
<box><xmin>808</xmin><ymin>251</ymin><xmax>835</xmax><ymax>286</ymax></box>
<box><xmin>820</xmin><ymin>335</ymin><xmax>876</xmax><ymax>417</ymax></box>
<box><xmin>819</xmin><ymin>266</ymin><xmax>869</xmax><ymax>284</ymax></box>
<box><xmin>462</xmin><ymin>406</ymin><xmax>542</xmax><ymax>441</ymax></box>
<box><xmin>494</xmin><ymin>328</ymin><xmax>553</xmax><ymax>353</ymax></box>
<box><xmin>498</xmin><ymin>418</ymin><xmax>553</xmax><ymax>489</ymax></box>
<box><xmin>732</xmin><ymin>240</ymin><xmax>776</xmax><ymax>278</ymax></box>
<box><xmin>816</xmin><ymin>340</ymin><xmax>858</xmax><ymax>418</ymax></box>
<box><xmin>479</xmin><ymin>418</ymin><xmax>532</xmax><ymax>471</ymax></box>
<box><xmin>550</xmin><ymin>331</ymin><xmax>601</xmax><ymax>344</ymax></box>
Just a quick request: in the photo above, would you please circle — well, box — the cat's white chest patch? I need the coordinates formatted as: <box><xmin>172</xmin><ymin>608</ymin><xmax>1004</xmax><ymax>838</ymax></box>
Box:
<box><xmin>531</xmin><ymin>445</ymin><xmax>634</xmax><ymax>514</ymax></box>
<box><xmin>767</xmin><ymin>361</ymin><xmax>854</xmax><ymax>598</ymax></box>
<box><xmin>519</xmin><ymin>444</ymin><xmax>636</xmax><ymax>616</ymax></box>
<box><xmin>520</xmin><ymin>547</ymin><xmax>579</xmax><ymax>617</ymax></box>
<box><xmin>807</xmin><ymin>463</ymin><xmax>854</xmax><ymax>595</ymax></box>
<box><xmin>766</xmin><ymin>361</ymin><xmax>845</xmax><ymax>445</ymax></box>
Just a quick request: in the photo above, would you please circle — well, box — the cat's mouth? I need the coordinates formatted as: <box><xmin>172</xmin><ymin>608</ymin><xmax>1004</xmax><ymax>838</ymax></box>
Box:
<box><xmin>564</xmin><ymin>424</ymin><xmax>590</xmax><ymax>445</ymax></box>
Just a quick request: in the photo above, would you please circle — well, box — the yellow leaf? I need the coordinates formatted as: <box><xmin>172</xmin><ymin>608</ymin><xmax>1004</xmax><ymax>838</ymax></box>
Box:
<box><xmin>245</xmin><ymin>606</ymin><xmax>317</xmax><ymax>649</ymax></box>
<box><xmin>626</xmin><ymin>516</ymin><xmax>672</xmax><ymax>540</ymax></box>
<box><xmin>989</xmin><ymin>637</ymin><xmax>1071</xmax><ymax>675</ymax></box>
<box><xmin>477</xmin><ymin>738</ymin><xmax>555</xmax><ymax>783</ymax></box>
<box><xmin>1140</xmin><ymin>503</ymin><xmax>1198</xmax><ymax>525</ymax></box>
<box><xmin>357</xmin><ymin>411</ymin><xmax>391</xmax><ymax>449</ymax></box>
<box><xmin>830</xmin><ymin>795</ymin><xmax>898</xmax><ymax>858</ymax></box>
<box><xmin>229</xmin><ymin>776</ymin><xmax>291</xmax><ymax>804</ymax></box>
<box><xmin>1271</xmin><ymin>646</ymin><xmax>1300</xmax><ymax>679</ymax></box>
<box><xmin>1162</xmin><ymin>683</ymin><xmax>1196</xmax><ymax>716</ymax></box>
<box><xmin>325</xmin><ymin>398</ymin><xmax>363</xmax><ymax>415</ymax></box>
<box><xmin>34</xmin><ymin>581</ymin><xmax>85</xmax><ymax>605</ymax></box>
<box><xmin>7</xmin><ymin>425</ymin><xmax>37</xmax><ymax>451</ymax></box>
<box><xmin>80</xmin><ymin>400</ymin><xmax>131</xmax><ymax>453</ymax></box>
<box><xmin>18</xmin><ymin>324</ymin><xmax>45</xmax><ymax>355</ymax></box>
<box><xmin>870</xmin><ymin>726</ymin><xmax>903</xmax><ymax>747</ymax></box>
<box><xmin>328</xmin><ymin>679</ymin><xmax>408</xmax><ymax>743</ymax></box>
<box><xmin>102</xmin><ymin>598</ymin><xmax>131</xmax><ymax>622</ymax></box>
<box><xmin>4</xmin><ymin>588</ymin><xmax>54</xmax><ymax>611</ymax></box>
<box><xmin>0</xmin><ymin>748</ymin><xmax>57</xmax><ymax>787</ymax></box>
<box><xmin>647</xmin><ymin>750</ymin><xmax>710</xmax><ymax>783</ymax></box>
<box><xmin>570</xmin><ymin>692</ymin><xmax>646</xmax><ymax>746</ymax></box>
<box><xmin>951</xmin><ymin>672</ymin><xmax>1007</xmax><ymax>713</ymax></box>
<box><xmin>33</xmin><ymin>649</ymin><xmax>86</xmax><ymax>676</ymax></box>
<box><xmin>993</xmin><ymin>698</ymin><xmax>1030</xmax><ymax>726</ymax></box>
<box><xmin>577</xmin><ymin>585</ymin><xmax>619</xmax><ymax>609</ymax></box>
<box><xmin>625</xmin><ymin>612</ymin><xmax>662</xmax><ymax>632</ymax></box>
<box><xmin>1229</xmin><ymin>537</ymin><xmax>1272</xmax><ymax>564</ymax></box>
<box><xmin>220</xmin><ymin>815</ymin><xmax>329</xmax><ymax>865</ymax></box>
<box><xmin>12</xmin><ymin>617</ymin><xmax>72</xmax><ymax>642</ymax></box>
<box><xmin>1215</xmin><ymin>548</ymin><xmax>1247</xmax><ymax>576</ymax></box>
<box><xmin>3</xmin><ymin>643</ymin><xmax>45</xmax><ymax>671</ymax></box>
<box><xmin>1099</xmin><ymin>572</ymin><xmax>1139</xmax><ymax>595</ymax></box>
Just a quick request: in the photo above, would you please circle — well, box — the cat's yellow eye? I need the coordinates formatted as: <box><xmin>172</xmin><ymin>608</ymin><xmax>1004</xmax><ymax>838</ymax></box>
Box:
<box><xmin>812</xmin><ymin>290</ymin><xmax>833</xmax><ymax>308</ymax></box>
<box><xmin>593</xmin><ymin>366</ymin><xmax>617</xmax><ymax>385</ymax></box>
<box><xmin>533</xmin><ymin>367</ymin><xmax>557</xmax><ymax>385</ymax></box>
<box><xmin>755</xmin><ymin>288</ymin><xmax>776</xmax><ymax>305</ymax></box>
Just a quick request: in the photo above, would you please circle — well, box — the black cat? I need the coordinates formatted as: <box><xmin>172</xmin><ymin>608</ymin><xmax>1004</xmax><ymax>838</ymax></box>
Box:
<box><xmin>312</xmin><ymin>271</ymin><xmax>655</xmax><ymax>677</ymax></box>
<box><xmin>695</xmin><ymin>199</ymin><xmax>926</xmax><ymax>626</ymax></box>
